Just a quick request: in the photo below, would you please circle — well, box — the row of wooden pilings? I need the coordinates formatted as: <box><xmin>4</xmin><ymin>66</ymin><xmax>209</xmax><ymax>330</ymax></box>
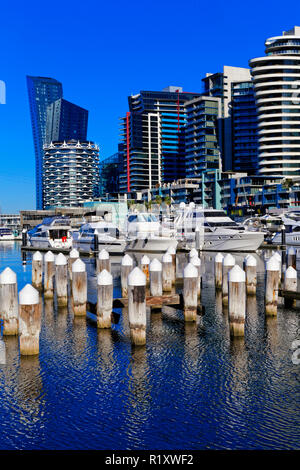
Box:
<box><xmin>215</xmin><ymin>246</ymin><xmax>298</xmax><ymax>337</ymax></box>
<box><xmin>0</xmin><ymin>245</ymin><xmax>297</xmax><ymax>354</ymax></box>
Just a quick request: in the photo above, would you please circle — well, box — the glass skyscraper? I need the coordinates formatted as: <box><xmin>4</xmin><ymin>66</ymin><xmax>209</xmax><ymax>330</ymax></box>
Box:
<box><xmin>46</xmin><ymin>98</ymin><xmax>88</xmax><ymax>144</ymax></box>
<box><xmin>27</xmin><ymin>76</ymin><xmax>63</xmax><ymax>209</ymax></box>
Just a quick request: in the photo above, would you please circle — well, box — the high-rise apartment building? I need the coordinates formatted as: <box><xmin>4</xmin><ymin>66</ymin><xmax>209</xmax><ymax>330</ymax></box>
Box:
<box><xmin>119</xmin><ymin>87</ymin><xmax>201</xmax><ymax>193</ymax></box>
<box><xmin>202</xmin><ymin>66</ymin><xmax>252</xmax><ymax>171</ymax></box>
<box><xmin>231</xmin><ymin>81</ymin><xmax>258</xmax><ymax>174</ymax></box>
<box><xmin>27</xmin><ymin>76</ymin><xmax>63</xmax><ymax>209</ymax></box>
<box><xmin>250</xmin><ymin>26</ymin><xmax>300</xmax><ymax>177</ymax></box>
<box><xmin>46</xmin><ymin>98</ymin><xmax>88</xmax><ymax>144</ymax></box>
<box><xmin>43</xmin><ymin>140</ymin><xmax>99</xmax><ymax>209</ymax></box>
<box><xmin>184</xmin><ymin>96</ymin><xmax>222</xmax><ymax>178</ymax></box>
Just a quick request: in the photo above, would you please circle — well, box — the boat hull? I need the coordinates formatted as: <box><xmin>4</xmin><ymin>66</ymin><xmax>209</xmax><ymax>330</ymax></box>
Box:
<box><xmin>181</xmin><ymin>231</ymin><xmax>264</xmax><ymax>252</ymax></box>
<box><xmin>272</xmin><ymin>232</ymin><xmax>300</xmax><ymax>246</ymax></box>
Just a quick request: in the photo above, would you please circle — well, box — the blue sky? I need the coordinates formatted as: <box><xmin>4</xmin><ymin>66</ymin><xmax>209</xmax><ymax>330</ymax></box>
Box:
<box><xmin>0</xmin><ymin>0</ymin><xmax>299</xmax><ymax>212</ymax></box>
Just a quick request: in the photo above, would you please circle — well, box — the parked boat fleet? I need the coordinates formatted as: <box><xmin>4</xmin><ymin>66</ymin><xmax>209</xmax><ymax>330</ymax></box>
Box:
<box><xmin>20</xmin><ymin>205</ymin><xmax>300</xmax><ymax>254</ymax></box>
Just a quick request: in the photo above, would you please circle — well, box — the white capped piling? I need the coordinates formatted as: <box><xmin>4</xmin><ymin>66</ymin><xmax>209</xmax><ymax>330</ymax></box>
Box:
<box><xmin>32</xmin><ymin>251</ymin><xmax>43</xmax><ymax>290</ymax></box>
<box><xmin>284</xmin><ymin>266</ymin><xmax>297</xmax><ymax>308</ymax></box>
<box><xmin>0</xmin><ymin>267</ymin><xmax>18</xmax><ymax>335</ymax></box>
<box><xmin>166</xmin><ymin>246</ymin><xmax>176</xmax><ymax>283</ymax></box>
<box><xmin>162</xmin><ymin>252</ymin><xmax>173</xmax><ymax>292</ymax></box>
<box><xmin>55</xmin><ymin>253</ymin><xmax>68</xmax><ymax>307</ymax></box>
<box><xmin>265</xmin><ymin>256</ymin><xmax>280</xmax><ymax>316</ymax></box>
<box><xmin>72</xmin><ymin>258</ymin><xmax>87</xmax><ymax>316</ymax></box>
<box><xmin>128</xmin><ymin>267</ymin><xmax>146</xmax><ymax>345</ymax></box>
<box><xmin>287</xmin><ymin>247</ymin><xmax>296</xmax><ymax>270</ymax></box>
<box><xmin>228</xmin><ymin>265</ymin><xmax>246</xmax><ymax>337</ymax></box>
<box><xmin>149</xmin><ymin>258</ymin><xmax>162</xmax><ymax>297</ymax></box>
<box><xmin>245</xmin><ymin>255</ymin><xmax>257</xmax><ymax>295</ymax></box>
<box><xmin>19</xmin><ymin>284</ymin><xmax>41</xmax><ymax>355</ymax></box>
<box><xmin>190</xmin><ymin>255</ymin><xmax>201</xmax><ymax>298</ymax></box>
<box><xmin>68</xmin><ymin>248</ymin><xmax>79</xmax><ymax>280</ymax></box>
<box><xmin>183</xmin><ymin>263</ymin><xmax>198</xmax><ymax>322</ymax></box>
<box><xmin>121</xmin><ymin>254</ymin><xmax>133</xmax><ymax>298</ymax></box>
<box><xmin>97</xmin><ymin>269</ymin><xmax>113</xmax><ymax>328</ymax></box>
<box><xmin>140</xmin><ymin>255</ymin><xmax>150</xmax><ymax>284</ymax></box>
<box><xmin>215</xmin><ymin>253</ymin><xmax>224</xmax><ymax>290</ymax></box>
<box><xmin>189</xmin><ymin>248</ymin><xmax>198</xmax><ymax>261</ymax></box>
<box><xmin>222</xmin><ymin>254</ymin><xmax>235</xmax><ymax>305</ymax></box>
<box><xmin>44</xmin><ymin>251</ymin><xmax>55</xmax><ymax>299</ymax></box>
<box><xmin>272</xmin><ymin>251</ymin><xmax>282</xmax><ymax>287</ymax></box>
<box><xmin>97</xmin><ymin>249</ymin><xmax>111</xmax><ymax>274</ymax></box>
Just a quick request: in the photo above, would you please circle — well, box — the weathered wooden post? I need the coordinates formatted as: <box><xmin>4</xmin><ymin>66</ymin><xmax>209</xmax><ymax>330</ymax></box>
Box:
<box><xmin>0</xmin><ymin>267</ymin><xmax>18</xmax><ymax>335</ymax></box>
<box><xmin>189</xmin><ymin>248</ymin><xmax>198</xmax><ymax>261</ymax></box>
<box><xmin>19</xmin><ymin>284</ymin><xmax>41</xmax><ymax>355</ymax></box>
<box><xmin>55</xmin><ymin>253</ymin><xmax>68</xmax><ymax>307</ymax></box>
<box><xmin>265</xmin><ymin>255</ymin><xmax>280</xmax><ymax>316</ymax></box>
<box><xmin>128</xmin><ymin>267</ymin><xmax>146</xmax><ymax>345</ymax></box>
<box><xmin>190</xmin><ymin>256</ymin><xmax>201</xmax><ymax>298</ymax></box>
<box><xmin>228</xmin><ymin>265</ymin><xmax>246</xmax><ymax>337</ymax></box>
<box><xmin>215</xmin><ymin>253</ymin><xmax>224</xmax><ymax>290</ymax></box>
<box><xmin>44</xmin><ymin>251</ymin><xmax>55</xmax><ymax>299</ymax></box>
<box><xmin>162</xmin><ymin>252</ymin><xmax>173</xmax><ymax>292</ymax></box>
<box><xmin>72</xmin><ymin>258</ymin><xmax>87</xmax><ymax>316</ymax></box>
<box><xmin>245</xmin><ymin>254</ymin><xmax>257</xmax><ymax>295</ymax></box>
<box><xmin>68</xmin><ymin>248</ymin><xmax>79</xmax><ymax>280</ymax></box>
<box><xmin>140</xmin><ymin>255</ymin><xmax>150</xmax><ymax>285</ymax></box>
<box><xmin>167</xmin><ymin>246</ymin><xmax>176</xmax><ymax>284</ymax></box>
<box><xmin>97</xmin><ymin>249</ymin><xmax>111</xmax><ymax>274</ymax></box>
<box><xmin>284</xmin><ymin>266</ymin><xmax>297</xmax><ymax>308</ymax></box>
<box><xmin>273</xmin><ymin>251</ymin><xmax>282</xmax><ymax>287</ymax></box>
<box><xmin>222</xmin><ymin>254</ymin><xmax>235</xmax><ymax>305</ymax></box>
<box><xmin>121</xmin><ymin>254</ymin><xmax>133</xmax><ymax>298</ymax></box>
<box><xmin>287</xmin><ymin>247</ymin><xmax>296</xmax><ymax>270</ymax></box>
<box><xmin>183</xmin><ymin>263</ymin><xmax>198</xmax><ymax>322</ymax></box>
<box><xmin>32</xmin><ymin>251</ymin><xmax>43</xmax><ymax>290</ymax></box>
<box><xmin>149</xmin><ymin>258</ymin><xmax>162</xmax><ymax>297</ymax></box>
<box><xmin>97</xmin><ymin>269</ymin><xmax>113</xmax><ymax>328</ymax></box>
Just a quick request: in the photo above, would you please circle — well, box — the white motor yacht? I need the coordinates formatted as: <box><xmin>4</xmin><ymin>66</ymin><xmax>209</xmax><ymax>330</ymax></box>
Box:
<box><xmin>0</xmin><ymin>227</ymin><xmax>19</xmax><ymax>241</ymax></box>
<box><xmin>72</xmin><ymin>221</ymin><xmax>127</xmax><ymax>254</ymax></box>
<box><xmin>175</xmin><ymin>207</ymin><xmax>264</xmax><ymax>252</ymax></box>
<box><xmin>271</xmin><ymin>210</ymin><xmax>300</xmax><ymax>245</ymax></box>
<box><xmin>28</xmin><ymin>216</ymin><xmax>72</xmax><ymax>249</ymax></box>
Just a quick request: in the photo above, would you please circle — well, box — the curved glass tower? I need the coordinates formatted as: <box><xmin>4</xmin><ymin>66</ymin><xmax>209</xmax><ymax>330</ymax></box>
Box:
<box><xmin>249</xmin><ymin>26</ymin><xmax>300</xmax><ymax>177</ymax></box>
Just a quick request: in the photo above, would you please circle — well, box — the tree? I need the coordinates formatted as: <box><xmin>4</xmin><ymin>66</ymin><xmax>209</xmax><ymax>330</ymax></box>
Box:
<box><xmin>155</xmin><ymin>195</ymin><xmax>162</xmax><ymax>206</ymax></box>
<box><xmin>164</xmin><ymin>196</ymin><xmax>171</xmax><ymax>206</ymax></box>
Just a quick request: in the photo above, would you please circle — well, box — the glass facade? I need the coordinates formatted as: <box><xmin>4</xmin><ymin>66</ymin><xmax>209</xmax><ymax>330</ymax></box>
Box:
<box><xmin>27</xmin><ymin>76</ymin><xmax>63</xmax><ymax>209</ymax></box>
<box><xmin>46</xmin><ymin>98</ymin><xmax>88</xmax><ymax>143</ymax></box>
<box><xmin>99</xmin><ymin>150</ymin><xmax>123</xmax><ymax>198</ymax></box>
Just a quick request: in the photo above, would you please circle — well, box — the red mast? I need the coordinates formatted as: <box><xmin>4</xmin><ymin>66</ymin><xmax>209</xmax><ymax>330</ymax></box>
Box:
<box><xmin>176</xmin><ymin>89</ymin><xmax>180</xmax><ymax>146</ymax></box>
<box><xmin>126</xmin><ymin>111</ymin><xmax>131</xmax><ymax>193</ymax></box>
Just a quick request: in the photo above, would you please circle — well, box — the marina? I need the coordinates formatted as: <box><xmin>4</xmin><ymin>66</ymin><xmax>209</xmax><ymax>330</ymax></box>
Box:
<box><xmin>0</xmin><ymin>241</ymin><xmax>299</xmax><ymax>450</ymax></box>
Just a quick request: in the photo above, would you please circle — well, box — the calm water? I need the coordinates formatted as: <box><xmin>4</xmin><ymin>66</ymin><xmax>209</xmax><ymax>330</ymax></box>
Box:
<box><xmin>0</xmin><ymin>241</ymin><xmax>299</xmax><ymax>450</ymax></box>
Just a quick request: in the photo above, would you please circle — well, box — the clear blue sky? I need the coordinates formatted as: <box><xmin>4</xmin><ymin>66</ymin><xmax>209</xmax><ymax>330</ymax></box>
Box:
<box><xmin>0</xmin><ymin>0</ymin><xmax>298</xmax><ymax>212</ymax></box>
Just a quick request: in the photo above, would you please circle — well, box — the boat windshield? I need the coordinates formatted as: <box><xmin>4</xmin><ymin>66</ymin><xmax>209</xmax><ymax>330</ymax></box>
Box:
<box><xmin>136</xmin><ymin>214</ymin><xmax>158</xmax><ymax>223</ymax></box>
<box><xmin>49</xmin><ymin>229</ymin><xmax>69</xmax><ymax>239</ymax></box>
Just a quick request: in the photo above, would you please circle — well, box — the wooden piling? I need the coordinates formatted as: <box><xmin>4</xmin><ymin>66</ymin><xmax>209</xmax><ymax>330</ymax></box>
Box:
<box><xmin>0</xmin><ymin>267</ymin><xmax>18</xmax><ymax>335</ymax></box>
<box><xmin>97</xmin><ymin>249</ymin><xmax>111</xmax><ymax>274</ymax></box>
<box><xmin>55</xmin><ymin>253</ymin><xmax>68</xmax><ymax>307</ymax></box>
<box><xmin>149</xmin><ymin>258</ymin><xmax>162</xmax><ymax>297</ymax></box>
<box><xmin>287</xmin><ymin>247</ymin><xmax>296</xmax><ymax>270</ymax></box>
<box><xmin>245</xmin><ymin>254</ymin><xmax>257</xmax><ymax>295</ymax></box>
<box><xmin>228</xmin><ymin>265</ymin><xmax>246</xmax><ymax>337</ymax></box>
<box><xmin>19</xmin><ymin>284</ymin><xmax>41</xmax><ymax>355</ymax></box>
<box><xmin>183</xmin><ymin>263</ymin><xmax>198</xmax><ymax>322</ymax></box>
<box><xmin>121</xmin><ymin>254</ymin><xmax>133</xmax><ymax>298</ymax></box>
<box><xmin>44</xmin><ymin>251</ymin><xmax>55</xmax><ymax>299</ymax></box>
<box><xmin>265</xmin><ymin>256</ymin><xmax>280</xmax><ymax>316</ymax></box>
<box><xmin>222</xmin><ymin>254</ymin><xmax>235</xmax><ymax>306</ymax></box>
<box><xmin>215</xmin><ymin>253</ymin><xmax>224</xmax><ymax>290</ymax></box>
<box><xmin>166</xmin><ymin>246</ymin><xmax>176</xmax><ymax>284</ymax></box>
<box><xmin>72</xmin><ymin>258</ymin><xmax>87</xmax><ymax>316</ymax></box>
<box><xmin>189</xmin><ymin>248</ymin><xmax>198</xmax><ymax>261</ymax></box>
<box><xmin>32</xmin><ymin>251</ymin><xmax>43</xmax><ymax>290</ymax></box>
<box><xmin>162</xmin><ymin>253</ymin><xmax>173</xmax><ymax>292</ymax></box>
<box><xmin>128</xmin><ymin>267</ymin><xmax>146</xmax><ymax>345</ymax></box>
<box><xmin>284</xmin><ymin>266</ymin><xmax>297</xmax><ymax>308</ymax></box>
<box><xmin>68</xmin><ymin>248</ymin><xmax>79</xmax><ymax>280</ymax></box>
<box><xmin>190</xmin><ymin>256</ymin><xmax>201</xmax><ymax>298</ymax></box>
<box><xmin>97</xmin><ymin>269</ymin><xmax>113</xmax><ymax>328</ymax></box>
<box><xmin>140</xmin><ymin>255</ymin><xmax>150</xmax><ymax>284</ymax></box>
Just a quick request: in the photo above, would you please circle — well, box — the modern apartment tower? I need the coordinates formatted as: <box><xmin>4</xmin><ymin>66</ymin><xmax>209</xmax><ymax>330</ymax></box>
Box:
<box><xmin>27</xmin><ymin>76</ymin><xmax>63</xmax><ymax>209</ymax></box>
<box><xmin>202</xmin><ymin>66</ymin><xmax>252</xmax><ymax>172</ymax></box>
<box><xmin>119</xmin><ymin>87</ymin><xmax>201</xmax><ymax>193</ymax></box>
<box><xmin>231</xmin><ymin>81</ymin><xmax>258</xmax><ymax>174</ymax></box>
<box><xmin>184</xmin><ymin>96</ymin><xmax>222</xmax><ymax>178</ymax></box>
<box><xmin>43</xmin><ymin>140</ymin><xmax>99</xmax><ymax>208</ymax></box>
<box><xmin>46</xmin><ymin>98</ymin><xmax>88</xmax><ymax>144</ymax></box>
<box><xmin>250</xmin><ymin>26</ymin><xmax>300</xmax><ymax>177</ymax></box>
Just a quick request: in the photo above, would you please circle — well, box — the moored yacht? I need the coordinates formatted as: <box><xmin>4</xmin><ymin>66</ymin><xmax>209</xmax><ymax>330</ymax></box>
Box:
<box><xmin>0</xmin><ymin>227</ymin><xmax>19</xmax><ymax>241</ymax></box>
<box><xmin>28</xmin><ymin>216</ymin><xmax>72</xmax><ymax>249</ymax></box>
<box><xmin>175</xmin><ymin>207</ymin><xmax>264</xmax><ymax>252</ymax></box>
